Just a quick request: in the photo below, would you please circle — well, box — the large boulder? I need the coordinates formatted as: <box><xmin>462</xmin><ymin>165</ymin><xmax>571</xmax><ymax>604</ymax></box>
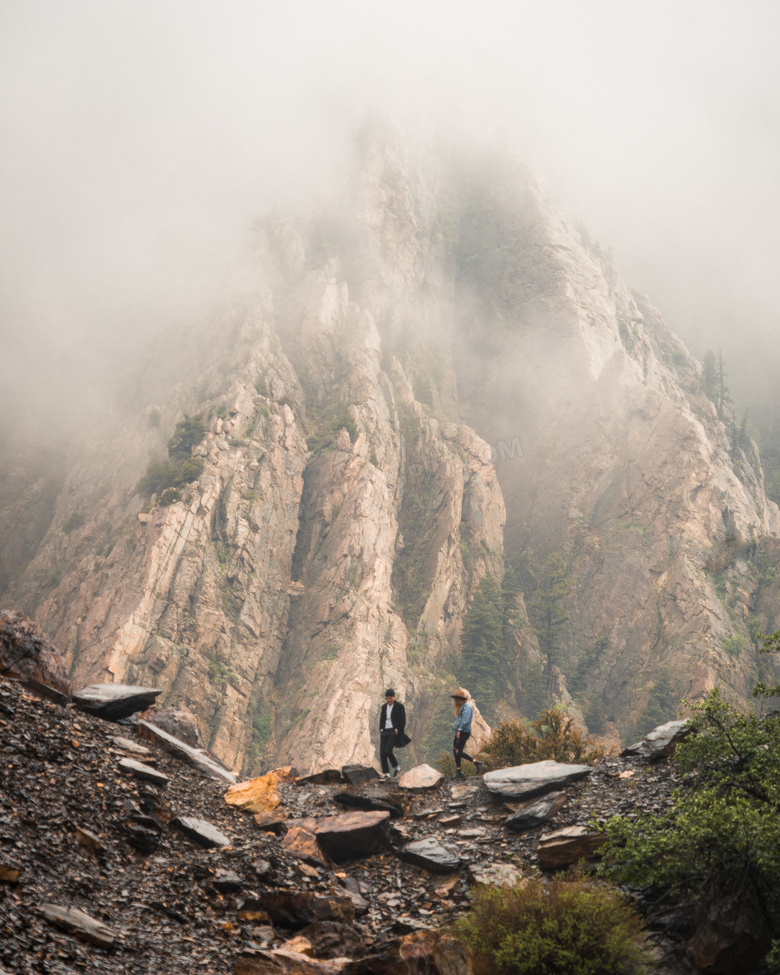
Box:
<box><xmin>504</xmin><ymin>792</ymin><xmax>568</xmax><ymax>831</ymax></box>
<box><xmin>537</xmin><ymin>826</ymin><xmax>606</xmax><ymax>869</ymax></box>
<box><xmin>0</xmin><ymin>611</ymin><xmax>70</xmax><ymax>696</ymax></box>
<box><xmin>621</xmin><ymin>720</ymin><xmax>692</xmax><ymax>761</ymax></box>
<box><xmin>399</xmin><ymin>837</ymin><xmax>461</xmax><ymax>874</ymax></box>
<box><xmin>687</xmin><ymin>894</ymin><xmax>771</xmax><ymax>975</ymax></box>
<box><xmin>224</xmin><ymin>772</ymin><xmax>281</xmax><ymax>815</ymax></box>
<box><xmin>261</xmin><ymin>891</ymin><xmax>355</xmax><ymax>929</ymax></box>
<box><xmin>73</xmin><ymin>683</ymin><xmax>161</xmax><ymax>721</ymax></box>
<box><xmin>483</xmin><ymin>761</ymin><xmax>591</xmax><ymax>801</ymax></box>
<box><xmin>314</xmin><ymin>811</ymin><xmax>390</xmax><ymax>862</ymax></box>
<box><xmin>397</xmin><ymin>765</ymin><xmax>444</xmax><ymax>791</ymax></box>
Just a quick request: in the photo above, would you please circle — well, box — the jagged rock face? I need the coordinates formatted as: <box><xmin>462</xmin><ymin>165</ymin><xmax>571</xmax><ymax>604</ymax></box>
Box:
<box><xmin>2</xmin><ymin>123</ymin><xmax>779</xmax><ymax>767</ymax></box>
<box><xmin>448</xmin><ymin>155</ymin><xmax>780</xmax><ymax>728</ymax></box>
<box><xmin>0</xmin><ymin>128</ymin><xmax>513</xmax><ymax>775</ymax></box>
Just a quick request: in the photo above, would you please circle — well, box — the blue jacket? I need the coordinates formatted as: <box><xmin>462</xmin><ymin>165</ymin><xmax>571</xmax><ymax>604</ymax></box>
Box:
<box><xmin>453</xmin><ymin>701</ymin><xmax>473</xmax><ymax>733</ymax></box>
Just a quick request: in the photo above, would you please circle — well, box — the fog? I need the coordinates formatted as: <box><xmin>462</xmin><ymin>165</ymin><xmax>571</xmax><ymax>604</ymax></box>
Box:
<box><xmin>2</xmin><ymin>0</ymin><xmax>780</xmax><ymax>434</ymax></box>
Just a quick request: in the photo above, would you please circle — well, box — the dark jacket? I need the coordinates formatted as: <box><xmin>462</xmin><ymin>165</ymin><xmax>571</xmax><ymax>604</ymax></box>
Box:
<box><xmin>379</xmin><ymin>701</ymin><xmax>406</xmax><ymax>735</ymax></box>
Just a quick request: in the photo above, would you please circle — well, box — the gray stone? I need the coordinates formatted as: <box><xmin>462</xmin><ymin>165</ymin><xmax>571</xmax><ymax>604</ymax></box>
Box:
<box><xmin>173</xmin><ymin>815</ymin><xmax>231</xmax><ymax>848</ymax></box>
<box><xmin>41</xmin><ymin>904</ymin><xmax>116</xmax><ymax>948</ymax></box>
<box><xmin>333</xmin><ymin>792</ymin><xmax>403</xmax><ymax>819</ymax></box>
<box><xmin>621</xmin><ymin>720</ymin><xmax>692</xmax><ymax>761</ymax></box>
<box><xmin>118</xmin><ymin>757</ymin><xmax>169</xmax><ymax>788</ymax></box>
<box><xmin>537</xmin><ymin>826</ymin><xmax>606</xmax><ymax>869</ymax></box>
<box><xmin>399</xmin><ymin>837</ymin><xmax>461</xmax><ymax>873</ymax></box>
<box><xmin>73</xmin><ymin>683</ymin><xmax>161</xmax><ymax>721</ymax></box>
<box><xmin>483</xmin><ymin>760</ymin><xmax>591</xmax><ymax>801</ymax></box>
<box><xmin>341</xmin><ymin>765</ymin><xmax>380</xmax><ymax>786</ymax></box>
<box><xmin>468</xmin><ymin>861</ymin><xmax>524</xmax><ymax>887</ymax></box>
<box><xmin>397</xmin><ymin>764</ymin><xmax>444</xmax><ymax>790</ymax></box>
<box><xmin>314</xmin><ymin>811</ymin><xmax>390</xmax><ymax>862</ymax></box>
<box><xmin>504</xmin><ymin>792</ymin><xmax>567</xmax><ymax>831</ymax></box>
<box><xmin>136</xmin><ymin>719</ymin><xmax>237</xmax><ymax>784</ymax></box>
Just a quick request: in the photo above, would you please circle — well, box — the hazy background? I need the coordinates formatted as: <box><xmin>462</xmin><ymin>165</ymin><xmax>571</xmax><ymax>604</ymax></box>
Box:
<box><xmin>2</xmin><ymin>0</ymin><xmax>780</xmax><ymax>433</ymax></box>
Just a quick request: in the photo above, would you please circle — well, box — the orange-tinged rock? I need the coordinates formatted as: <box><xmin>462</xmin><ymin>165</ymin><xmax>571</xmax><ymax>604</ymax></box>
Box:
<box><xmin>281</xmin><ymin>819</ymin><xmax>328</xmax><ymax>866</ymax></box>
<box><xmin>224</xmin><ymin>772</ymin><xmax>280</xmax><ymax>815</ymax></box>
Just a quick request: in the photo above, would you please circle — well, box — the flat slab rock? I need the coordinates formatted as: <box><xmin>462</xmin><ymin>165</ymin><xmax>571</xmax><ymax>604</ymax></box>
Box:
<box><xmin>622</xmin><ymin>719</ymin><xmax>692</xmax><ymax>761</ymax></box>
<box><xmin>399</xmin><ymin>837</ymin><xmax>461</xmax><ymax>873</ymax></box>
<box><xmin>118</xmin><ymin>757</ymin><xmax>169</xmax><ymax>788</ymax></box>
<box><xmin>314</xmin><ymin>810</ymin><xmax>390</xmax><ymax>863</ymax></box>
<box><xmin>173</xmin><ymin>816</ymin><xmax>231</xmax><ymax>849</ymax></box>
<box><xmin>397</xmin><ymin>764</ymin><xmax>444</xmax><ymax>790</ymax></box>
<box><xmin>235</xmin><ymin>947</ymin><xmax>349</xmax><ymax>974</ymax></box>
<box><xmin>281</xmin><ymin>819</ymin><xmax>328</xmax><ymax>866</ymax></box>
<box><xmin>341</xmin><ymin>765</ymin><xmax>380</xmax><ymax>786</ymax></box>
<box><xmin>483</xmin><ymin>760</ymin><xmax>591</xmax><ymax>801</ymax></box>
<box><xmin>261</xmin><ymin>891</ymin><xmax>355</xmax><ymax>929</ymax></box>
<box><xmin>72</xmin><ymin>683</ymin><xmax>161</xmax><ymax>721</ymax></box>
<box><xmin>333</xmin><ymin>792</ymin><xmax>403</xmax><ymax>819</ymax></box>
<box><xmin>40</xmin><ymin>903</ymin><xmax>116</xmax><ymax>948</ymax></box>
<box><xmin>537</xmin><ymin>826</ymin><xmax>606</xmax><ymax>869</ymax></box>
<box><xmin>136</xmin><ymin>719</ymin><xmax>237</xmax><ymax>784</ymax></box>
<box><xmin>504</xmin><ymin>792</ymin><xmax>568</xmax><ymax>831</ymax></box>
<box><xmin>468</xmin><ymin>861</ymin><xmax>524</xmax><ymax>888</ymax></box>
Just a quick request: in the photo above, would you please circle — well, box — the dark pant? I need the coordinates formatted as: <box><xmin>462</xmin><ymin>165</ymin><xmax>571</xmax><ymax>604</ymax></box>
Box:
<box><xmin>380</xmin><ymin>729</ymin><xmax>399</xmax><ymax>773</ymax></box>
<box><xmin>453</xmin><ymin>732</ymin><xmax>474</xmax><ymax>768</ymax></box>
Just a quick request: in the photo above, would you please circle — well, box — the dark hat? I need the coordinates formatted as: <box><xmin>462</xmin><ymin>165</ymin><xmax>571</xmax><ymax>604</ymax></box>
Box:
<box><xmin>450</xmin><ymin>687</ymin><xmax>470</xmax><ymax>700</ymax></box>
<box><xmin>385</xmin><ymin>688</ymin><xmax>396</xmax><ymax>697</ymax></box>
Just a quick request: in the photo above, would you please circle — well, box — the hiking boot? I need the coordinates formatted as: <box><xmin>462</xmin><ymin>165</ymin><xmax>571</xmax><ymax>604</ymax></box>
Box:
<box><xmin>392</xmin><ymin>765</ymin><xmax>401</xmax><ymax>777</ymax></box>
<box><xmin>474</xmin><ymin>760</ymin><xmax>484</xmax><ymax>774</ymax></box>
<box><xmin>454</xmin><ymin>769</ymin><xmax>465</xmax><ymax>779</ymax></box>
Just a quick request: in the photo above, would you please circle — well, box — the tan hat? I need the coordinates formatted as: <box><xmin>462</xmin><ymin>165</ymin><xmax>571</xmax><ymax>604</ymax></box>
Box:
<box><xmin>450</xmin><ymin>687</ymin><xmax>470</xmax><ymax>700</ymax></box>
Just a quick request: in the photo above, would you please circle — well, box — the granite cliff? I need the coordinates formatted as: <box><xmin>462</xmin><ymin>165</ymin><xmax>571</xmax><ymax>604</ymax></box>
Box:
<box><xmin>2</xmin><ymin>123</ymin><xmax>778</xmax><ymax>772</ymax></box>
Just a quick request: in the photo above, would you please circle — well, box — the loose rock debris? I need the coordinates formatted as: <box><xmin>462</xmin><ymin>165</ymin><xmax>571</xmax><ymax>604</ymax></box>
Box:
<box><xmin>0</xmin><ymin>675</ymin><xmax>685</xmax><ymax>974</ymax></box>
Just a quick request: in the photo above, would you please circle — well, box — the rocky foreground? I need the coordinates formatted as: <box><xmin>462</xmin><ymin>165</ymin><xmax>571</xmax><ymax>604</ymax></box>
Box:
<box><xmin>0</xmin><ymin>676</ymin><xmax>703</xmax><ymax>975</ymax></box>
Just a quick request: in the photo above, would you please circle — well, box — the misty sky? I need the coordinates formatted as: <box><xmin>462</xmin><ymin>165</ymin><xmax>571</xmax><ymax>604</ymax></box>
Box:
<box><xmin>2</xmin><ymin>1</ymin><xmax>780</xmax><ymax>428</ymax></box>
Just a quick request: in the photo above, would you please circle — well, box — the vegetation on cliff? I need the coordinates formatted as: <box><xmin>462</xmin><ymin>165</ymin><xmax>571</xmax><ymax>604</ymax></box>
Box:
<box><xmin>137</xmin><ymin>413</ymin><xmax>207</xmax><ymax>502</ymax></box>
<box><xmin>600</xmin><ymin>673</ymin><xmax>780</xmax><ymax>969</ymax></box>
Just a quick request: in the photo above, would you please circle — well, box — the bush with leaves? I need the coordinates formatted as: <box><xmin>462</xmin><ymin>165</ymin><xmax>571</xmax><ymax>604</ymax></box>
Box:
<box><xmin>478</xmin><ymin>708</ymin><xmax>604</xmax><ymax>770</ymax></box>
<box><xmin>599</xmin><ymin>688</ymin><xmax>780</xmax><ymax>963</ymax></box>
<box><xmin>137</xmin><ymin>414</ymin><xmax>207</xmax><ymax>500</ymax></box>
<box><xmin>453</xmin><ymin>879</ymin><xmax>650</xmax><ymax>975</ymax></box>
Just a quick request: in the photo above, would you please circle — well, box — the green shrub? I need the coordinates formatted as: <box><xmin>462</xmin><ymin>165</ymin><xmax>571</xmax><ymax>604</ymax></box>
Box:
<box><xmin>478</xmin><ymin>708</ymin><xmax>604</xmax><ymax>770</ymax></box>
<box><xmin>136</xmin><ymin>457</ymin><xmax>203</xmax><ymax>498</ymax></box>
<box><xmin>63</xmin><ymin>512</ymin><xmax>85</xmax><ymax>534</ymax></box>
<box><xmin>137</xmin><ymin>413</ymin><xmax>207</xmax><ymax>499</ymax></box>
<box><xmin>600</xmin><ymin>688</ymin><xmax>780</xmax><ymax>967</ymax></box>
<box><xmin>724</xmin><ymin>634</ymin><xmax>746</xmax><ymax>658</ymax></box>
<box><xmin>332</xmin><ymin>405</ymin><xmax>358</xmax><ymax>443</ymax></box>
<box><xmin>255</xmin><ymin>376</ymin><xmax>268</xmax><ymax>397</ymax></box>
<box><xmin>453</xmin><ymin>880</ymin><xmax>650</xmax><ymax>975</ymax></box>
<box><xmin>168</xmin><ymin>413</ymin><xmax>206</xmax><ymax>459</ymax></box>
<box><xmin>215</xmin><ymin>402</ymin><xmax>228</xmax><ymax>420</ymax></box>
<box><xmin>147</xmin><ymin>408</ymin><xmax>161</xmax><ymax>428</ymax></box>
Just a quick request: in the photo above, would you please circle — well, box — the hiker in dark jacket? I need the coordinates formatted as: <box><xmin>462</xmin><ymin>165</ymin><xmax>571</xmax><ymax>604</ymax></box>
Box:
<box><xmin>378</xmin><ymin>688</ymin><xmax>406</xmax><ymax>778</ymax></box>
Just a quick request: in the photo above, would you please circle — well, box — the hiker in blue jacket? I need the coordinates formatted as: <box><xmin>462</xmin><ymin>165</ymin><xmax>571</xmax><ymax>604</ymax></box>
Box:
<box><xmin>451</xmin><ymin>687</ymin><xmax>483</xmax><ymax>778</ymax></box>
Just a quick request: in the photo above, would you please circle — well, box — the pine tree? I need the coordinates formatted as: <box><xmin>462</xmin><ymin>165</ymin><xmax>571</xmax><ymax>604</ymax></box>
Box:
<box><xmin>461</xmin><ymin>574</ymin><xmax>505</xmax><ymax>717</ymax></box>
<box><xmin>634</xmin><ymin>666</ymin><xmax>679</xmax><ymax>738</ymax></box>
<box><xmin>702</xmin><ymin>349</ymin><xmax>717</xmax><ymax>402</ymax></box>
<box><xmin>529</xmin><ymin>553</ymin><xmax>572</xmax><ymax>680</ymax></box>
